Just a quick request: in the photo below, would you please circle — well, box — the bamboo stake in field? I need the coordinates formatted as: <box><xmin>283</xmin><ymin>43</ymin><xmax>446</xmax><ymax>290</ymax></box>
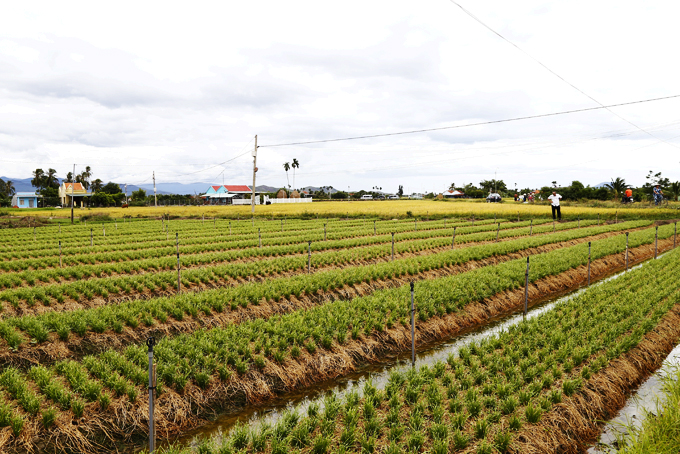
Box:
<box><xmin>229</xmin><ymin>221</ymin><xmax>232</xmax><ymax>235</ymax></box>
<box><xmin>524</xmin><ymin>257</ymin><xmax>530</xmax><ymax>318</ymax></box>
<box><xmin>59</xmin><ymin>223</ymin><xmax>61</xmax><ymax>233</ymax></box>
<box><xmin>33</xmin><ymin>227</ymin><xmax>36</xmax><ymax>241</ymax></box>
<box><xmin>414</xmin><ymin>219</ymin><xmax>417</xmax><ymax>231</ymax></box>
<box><xmin>578</xmin><ymin>216</ymin><xmax>580</xmax><ymax>228</ymax></box>
<box><xmin>324</xmin><ymin>223</ymin><xmax>327</xmax><ymax>241</ymax></box>
<box><xmin>553</xmin><ymin>221</ymin><xmax>555</xmax><ymax>233</ymax></box>
<box><xmin>258</xmin><ymin>228</ymin><xmax>262</xmax><ymax>248</ymax></box>
<box><xmin>374</xmin><ymin>220</ymin><xmax>376</xmax><ymax>235</ymax></box>
<box><xmin>529</xmin><ymin>219</ymin><xmax>533</xmax><ymax>236</ymax></box>
<box><xmin>496</xmin><ymin>223</ymin><xmax>500</xmax><ymax>242</ymax></box>
<box><xmin>675</xmin><ymin>222</ymin><xmax>677</xmax><ymax>249</ymax></box>
<box><xmin>391</xmin><ymin>232</ymin><xmax>395</xmax><ymax>261</ymax></box>
<box><xmin>587</xmin><ymin>242</ymin><xmax>591</xmax><ymax>286</ymax></box>
<box><xmin>598</xmin><ymin>213</ymin><xmax>600</xmax><ymax>225</ymax></box>
<box><xmin>410</xmin><ymin>282</ymin><xmax>415</xmax><ymax>367</ymax></box>
<box><xmin>308</xmin><ymin>241</ymin><xmax>312</xmax><ymax>273</ymax></box>
<box><xmin>90</xmin><ymin>228</ymin><xmax>93</xmax><ymax>247</ymax></box>
<box><xmin>625</xmin><ymin>232</ymin><xmax>629</xmax><ymax>271</ymax></box>
<box><xmin>146</xmin><ymin>337</ymin><xmax>156</xmax><ymax>453</ymax></box>
<box><xmin>176</xmin><ymin>233</ymin><xmax>181</xmax><ymax>292</ymax></box>
<box><xmin>655</xmin><ymin>225</ymin><xmax>658</xmax><ymax>259</ymax></box>
<box><xmin>59</xmin><ymin>241</ymin><xmax>62</xmax><ymax>268</ymax></box>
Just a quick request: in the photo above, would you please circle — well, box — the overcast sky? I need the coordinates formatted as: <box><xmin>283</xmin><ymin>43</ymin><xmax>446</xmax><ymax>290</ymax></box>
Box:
<box><xmin>1</xmin><ymin>1</ymin><xmax>680</xmax><ymax>194</ymax></box>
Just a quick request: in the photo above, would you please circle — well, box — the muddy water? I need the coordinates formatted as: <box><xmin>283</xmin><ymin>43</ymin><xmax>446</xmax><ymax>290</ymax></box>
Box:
<box><xmin>164</xmin><ymin>256</ymin><xmax>655</xmax><ymax>451</ymax></box>
<box><xmin>587</xmin><ymin>344</ymin><xmax>680</xmax><ymax>453</ymax></box>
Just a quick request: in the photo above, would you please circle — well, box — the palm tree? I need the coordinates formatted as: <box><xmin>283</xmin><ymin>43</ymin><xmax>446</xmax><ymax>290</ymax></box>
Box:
<box><xmin>449</xmin><ymin>182</ymin><xmax>456</xmax><ymax>191</ymax></box>
<box><xmin>2</xmin><ymin>180</ymin><xmax>15</xmax><ymax>196</ymax></box>
<box><xmin>31</xmin><ymin>168</ymin><xmax>45</xmax><ymax>190</ymax></box>
<box><xmin>91</xmin><ymin>179</ymin><xmax>104</xmax><ymax>193</ymax></box>
<box><xmin>605</xmin><ymin>177</ymin><xmax>628</xmax><ymax>201</ymax></box>
<box><xmin>291</xmin><ymin>159</ymin><xmax>299</xmax><ymax>190</ymax></box>
<box><xmin>76</xmin><ymin>166</ymin><xmax>92</xmax><ymax>190</ymax></box>
<box><xmin>45</xmin><ymin>168</ymin><xmax>59</xmax><ymax>188</ymax></box>
<box><xmin>283</xmin><ymin>162</ymin><xmax>291</xmax><ymax>189</ymax></box>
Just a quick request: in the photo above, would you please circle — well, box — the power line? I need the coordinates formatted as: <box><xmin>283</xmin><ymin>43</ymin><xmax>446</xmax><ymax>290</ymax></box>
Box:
<box><xmin>448</xmin><ymin>0</ymin><xmax>680</xmax><ymax>150</ymax></box>
<box><xmin>258</xmin><ymin>93</ymin><xmax>680</xmax><ymax>148</ymax></box>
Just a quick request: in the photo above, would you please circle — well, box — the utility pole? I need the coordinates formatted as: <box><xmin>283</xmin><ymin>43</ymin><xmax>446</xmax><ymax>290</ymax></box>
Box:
<box><xmin>153</xmin><ymin>172</ymin><xmax>157</xmax><ymax>207</ymax></box>
<box><xmin>124</xmin><ymin>184</ymin><xmax>128</xmax><ymax>205</ymax></box>
<box><xmin>251</xmin><ymin>135</ymin><xmax>258</xmax><ymax>214</ymax></box>
<box><xmin>70</xmin><ymin>163</ymin><xmax>75</xmax><ymax>224</ymax></box>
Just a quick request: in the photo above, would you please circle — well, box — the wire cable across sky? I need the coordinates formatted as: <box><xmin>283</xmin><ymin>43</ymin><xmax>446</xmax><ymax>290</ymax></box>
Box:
<box><xmin>259</xmin><ymin>93</ymin><xmax>680</xmax><ymax>148</ymax></box>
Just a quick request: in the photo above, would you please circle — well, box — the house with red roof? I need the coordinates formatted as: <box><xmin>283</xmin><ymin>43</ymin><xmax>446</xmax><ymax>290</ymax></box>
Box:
<box><xmin>201</xmin><ymin>185</ymin><xmax>260</xmax><ymax>205</ymax></box>
<box><xmin>58</xmin><ymin>182</ymin><xmax>91</xmax><ymax>207</ymax></box>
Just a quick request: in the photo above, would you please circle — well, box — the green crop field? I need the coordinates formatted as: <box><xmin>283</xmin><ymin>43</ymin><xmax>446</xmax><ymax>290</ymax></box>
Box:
<box><xmin>0</xmin><ymin>214</ymin><xmax>678</xmax><ymax>453</ymax></box>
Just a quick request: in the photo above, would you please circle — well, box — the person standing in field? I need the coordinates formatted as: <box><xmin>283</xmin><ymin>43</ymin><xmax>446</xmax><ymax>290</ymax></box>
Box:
<box><xmin>653</xmin><ymin>185</ymin><xmax>663</xmax><ymax>205</ymax></box>
<box><xmin>548</xmin><ymin>191</ymin><xmax>562</xmax><ymax>220</ymax></box>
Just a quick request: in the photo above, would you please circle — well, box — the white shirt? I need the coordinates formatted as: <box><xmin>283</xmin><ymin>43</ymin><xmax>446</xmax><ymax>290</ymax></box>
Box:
<box><xmin>548</xmin><ymin>193</ymin><xmax>561</xmax><ymax>206</ymax></box>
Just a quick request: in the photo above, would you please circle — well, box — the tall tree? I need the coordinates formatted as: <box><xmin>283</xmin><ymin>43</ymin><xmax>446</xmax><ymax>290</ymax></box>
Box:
<box><xmin>31</xmin><ymin>168</ymin><xmax>46</xmax><ymax>190</ymax></box>
<box><xmin>291</xmin><ymin>158</ymin><xmax>299</xmax><ymax>190</ymax></box>
<box><xmin>65</xmin><ymin>172</ymin><xmax>74</xmax><ymax>183</ymax></box>
<box><xmin>45</xmin><ymin>169</ymin><xmax>59</xmax><ymax>189</ymax></box>
<box><xmin>449</xmin><ymin>182</ymin><xmax>456</xmax><ymax>191</ymax></box>
<box><xmin>669</xmin><ymin>181</ymin><xmax>680</xmax><ymax>202</ymax></box>
<box><xmin>0</xmin><ymin>179</ymin><xmax>15</xmax><ymax>196</ymax></box>
<box><xmin>91</xmin><ymin>179</ymin><xmax>104</xmax><ymax>193</ymax></box>
<box><xmin>283</xmin><ymin>162</ymin><xmax>291</xmax><ymax>189</ymax></box>
<box><xmin>76</xmin><ymin>166</ymin><xmax>92</xmax><ymax>190</ymax></box>
<box><xmin>605</xmin><ymin>177</ymin><xmax>628</xmax><ymax>201</ymax></box>
<box><xmin>397</xmin><ymin>185</ymin><xmax>404</xmax><ymax>197</ymax></box>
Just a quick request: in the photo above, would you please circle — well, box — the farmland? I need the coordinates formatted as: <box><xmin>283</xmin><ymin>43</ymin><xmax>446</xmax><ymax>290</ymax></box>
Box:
<box><xmin>0</xmin><ymin>212</ymin><xmax>678</xmax><ymax>453</ymax></box>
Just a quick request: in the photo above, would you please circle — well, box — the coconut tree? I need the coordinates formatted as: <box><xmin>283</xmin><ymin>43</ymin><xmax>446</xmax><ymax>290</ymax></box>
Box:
<box><xmin>283</xmin><ymin>162</ymin><xmax>291</xmax><ymax>189</ymax></box>
<box><xmin>31</xmin><ymin>169</ymin><xmax>46</xmax><ymax>191</ymax></box>
<box><xmin>291</xmin><ymin>158</ymin><xmax>299</xmax><ymax>190</ymax></box>
<box><xmin>76</xmin><ymin>166</ymin><xmax>92</xmax><ymax>190</ymax></box>
<box><xmin>605</xmin><ymin>177</ymin><xmax>628</xmax><ymax>201</ymax></box>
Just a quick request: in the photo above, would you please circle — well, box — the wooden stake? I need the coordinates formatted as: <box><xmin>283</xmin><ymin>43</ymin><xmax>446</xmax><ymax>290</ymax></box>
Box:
<box><xmin>410</xmin><ymin>282</ymin><xmax>416</xmax><ymax>367</ymax></box>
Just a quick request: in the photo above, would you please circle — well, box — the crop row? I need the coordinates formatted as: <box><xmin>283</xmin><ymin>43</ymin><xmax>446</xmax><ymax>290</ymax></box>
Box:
<box><xmin>0</xmin><ymin>219</ymin><xmax>568</xmax><ymax>286</ymax></box>
<box><xmin>0</xmin><ymin>221</ymin><xmax>648</xmax><ymax>333</ymax></box>
<box><xmin>154</xmin><ymin>247</ymin><xmax>680</xmax><ymax>454</ymax></box>
<box><xmin>0</xmin><ymin>220</ymin><xmax>661</xmax><ymax>365</ymax></box>
<box><xmin>1</xmin><ymin>231</ymin><xmax>678</xmax><ymax>451</ymax></box>
<box><xmin>0</xmin><ymin>217</ymin><xmax>496</xmax><ymax>261</ymax></box>
<box><xmin>0</xmin><ymin>218</ymin><xmax>513</xmax><ymax>272</ymax></box>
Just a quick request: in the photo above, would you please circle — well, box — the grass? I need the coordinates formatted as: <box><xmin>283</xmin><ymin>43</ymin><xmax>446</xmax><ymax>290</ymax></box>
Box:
<box><xmin>9</xmin><ymin>199</ymin><xmax>680</xmax><ymax>221</ymax></box>
<box><xmin>616</xmin><ymin>365</ymin><xmax>680</xmax><ymax>454</ymax></box>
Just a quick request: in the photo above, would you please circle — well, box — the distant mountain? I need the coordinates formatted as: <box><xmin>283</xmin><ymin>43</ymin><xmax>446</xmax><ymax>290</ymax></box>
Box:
<box><xmin>593</xmin><ymin>182</ymin><xmax>610</xmax><ymax>189</ymax></box>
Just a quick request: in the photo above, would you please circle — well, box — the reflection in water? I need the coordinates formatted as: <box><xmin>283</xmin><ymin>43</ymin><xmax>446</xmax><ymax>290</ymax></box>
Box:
<box><xmin>167</xmin><ymin>255</ymin><xmax>660</xmax><ymax>451</ymax></box>
<box><xmin>587</xmin><ymin>344</ymin><xmax>680</xmax><ymax>453</ymax></box>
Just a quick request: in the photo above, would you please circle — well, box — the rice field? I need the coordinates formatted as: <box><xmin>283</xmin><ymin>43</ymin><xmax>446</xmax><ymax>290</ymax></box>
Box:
<box><xmin>0</xmin><ymin>214</ymin><xmax>678</xmax><ymax>453</ymax></box>
<box><xmin>8</xmin><ymin>198</ymin><xmax>680</xmax><ymax>221</ymax></box>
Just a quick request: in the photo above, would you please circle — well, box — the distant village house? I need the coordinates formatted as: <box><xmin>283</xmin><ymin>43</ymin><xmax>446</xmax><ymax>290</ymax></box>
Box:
<box><xmin>11</xmin><ymin>192</ymin><xmax>41</xmax><ymax>208</ymax></box>
<box><xmin>58</xmin><ymin>182</ymin><xmax>91</xmax><ymax>207</ymax></box>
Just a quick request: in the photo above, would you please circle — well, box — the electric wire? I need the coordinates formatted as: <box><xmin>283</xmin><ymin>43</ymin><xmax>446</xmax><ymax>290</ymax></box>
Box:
<box><xmin>448</xmin><ymin>0</ymin><xmax>680</xmax><ymax>150</ymax></box>
<box><xmin>258</xmin><ymin>93</ymin><xmax>680</xmax><ymax>148</ymax></box>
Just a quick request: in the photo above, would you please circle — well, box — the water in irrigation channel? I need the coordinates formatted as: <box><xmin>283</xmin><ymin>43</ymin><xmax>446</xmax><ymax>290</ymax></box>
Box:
<box><xmin>587</xmin><ymin>344</ymin><xmax>680</xmax><ymax>453</ymax></box>
<box><xmin>161</xmin><ymin>255</ymin><xmax>663</xmax><ymax>452</ymax></box>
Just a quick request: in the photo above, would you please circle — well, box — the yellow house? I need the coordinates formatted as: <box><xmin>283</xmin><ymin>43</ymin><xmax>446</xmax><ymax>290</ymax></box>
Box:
<box><xmin>59</xmin><ymin>182</ymin><xmax>90</xmax><ymax>207</ymax></box>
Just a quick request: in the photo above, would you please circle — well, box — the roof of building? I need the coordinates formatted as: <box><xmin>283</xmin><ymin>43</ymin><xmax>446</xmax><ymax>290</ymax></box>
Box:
<box><xmin>13</xmin><ymin>192</ymin><xmax>40</xmax><ymax>197</ymax></box>
<box><xmin>63</xmin><ymin>182</ymin><xmax>86</xmax><ymax>191</ymax></box>
<box><xmin>224</xmin><ymin>185</ymin><xmax>252</xmax><ymax>192</ymax></box>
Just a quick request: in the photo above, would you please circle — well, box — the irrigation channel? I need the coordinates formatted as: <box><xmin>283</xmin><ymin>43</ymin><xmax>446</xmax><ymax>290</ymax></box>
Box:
<box><xmin>163</xmin><ymin>252</ymin><xmax>667</xmax><ymax>452</ymax></box>
<box><xmin>587</xmin><ymin>338</ymin><xmax>680</xmax><ymax>453</ymax></box>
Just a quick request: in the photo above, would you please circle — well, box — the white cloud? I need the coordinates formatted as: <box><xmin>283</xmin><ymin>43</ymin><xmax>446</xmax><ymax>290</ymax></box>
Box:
<box><xmin>0</xmin><ymin>0</ymin><xmax>679</xmax><ymax>193</ymax></box>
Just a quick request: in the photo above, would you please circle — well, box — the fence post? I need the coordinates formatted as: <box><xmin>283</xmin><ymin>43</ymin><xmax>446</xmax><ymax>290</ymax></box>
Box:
<box><xmin>655</xmin><ymin>225</ymin><xmax>658</xmax><ymax>259</ymax></box>
<box><xmin>524</xmin><ymin>257</ymin><xmax>530</xmax><ymax>317</ymax></box>
<box><xmin>374</xmin><ymin>220</ymin><xmax>376</xmax><ymax>235</ymax></box>
<box><xmin>674</xmin><ymin>222</ymin><xmax>677</xmax><ymax>249</ymax></box>
<box><xmin>553</xmin><ymin>221</ymin><xmax>555</xmax><ymax>233</ymax></box>
<box><xmin>324</xmin><ymin>223</ymin><xmax>327</xmax><ymax>241</ymax></box>
<box><xmin>229</xmin><ymin>221</ymin><xmax>232</xmax><ymax>235</ymax></box>
<box><xmin>176</xmin><ymin>233</ymin><xmax>181</xmax><ymax>292</ymax></box>
<box><xmin>59</xmin><ymin>223</ymin><xmax>61</xmax><ymax>234</ymax></box>
<box><xmin>451</xmin><ymin>226</ymin><xmax>457</xmax><ymax>249</ymax></box>
<box><xmin>59</xmin><ymin>241</ymin><xmax>62</xmax><ymax>268</ymax></box>
<box><xmin>147</xmin><ymin>337</ymin><xmax>156</xmax><ymax>453</ymax></box>
<box><xmin>308</xmin><ymin>241</ymin><xmax>312</xmax><ymax>273</ymax></box>
<box><xmin>598</xmin><ymin>213</ymin><xmax>600</xmax><ymax>226</ymax></box>
<box><xmin>577</xmin><ymin>216</ymin><xmax>580</xmax><ymax>228</ymax></box>
<box><xmin>90</xmin><ymin>228</ymin><xmax>93</xmax><ymax>247</ymax></box>
<box><xmin>530</xmin><ymin>219</ymin><xmax>533</xmax><ymax>236</ymax></box>
<box><xmin>410</xmin><ymin>282</ymin><xmax>415</xmax><ymax>367</ymax></box>
<box><xmin>34</xmin><ymin>227</ymin><xmax>36</xmax><ymax>241</ymax></box>
<box><xmin>258</xmin><ymin>228</ymin><xmax>262</xmax><ymax>248</ymax></box>
<box><xmin>391</xmin><ymin>232</ymin><xmax>395</xmax><ymax>261</ymax></box>
<box><xmin>625</xmin><ymin>232</ymin><xmax>629</xmax><ymax>271</ymax></box>
<box><xmin>415</xmin><ymin>219</ymin><xmax>417</xmax><ymax>231</ymax></box>
<box><xmin>587</xmin><ymin>242</ymin><xmax>591</xmax><ymax>286</ymax></box>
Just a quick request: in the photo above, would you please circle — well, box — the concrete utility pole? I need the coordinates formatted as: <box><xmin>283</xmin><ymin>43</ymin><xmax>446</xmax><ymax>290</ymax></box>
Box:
<box><xmin>252</xmin><ymin>135</ymin><xmax>258</xmax><ymax>214</ymax></box>
<box><xmin>70</xmin><ymin>163</ymin><xmax>75</xmax><ymax>224</ymax></box>
<box><xmin>153</xmin><ymin>172</ymin><xmax>157</xmax><ymax>207</ymax></box>
<box><xmin>125</xmin><ymin>184</ymin><xmax>128</xmax><ymax>205</ymax></box>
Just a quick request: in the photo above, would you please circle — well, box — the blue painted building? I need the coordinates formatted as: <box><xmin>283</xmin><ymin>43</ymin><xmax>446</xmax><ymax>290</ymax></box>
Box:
<box><xmin>11</xmin><ymin>192</ymin><xmax>41</xmax><ymax>208</ymax></box>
